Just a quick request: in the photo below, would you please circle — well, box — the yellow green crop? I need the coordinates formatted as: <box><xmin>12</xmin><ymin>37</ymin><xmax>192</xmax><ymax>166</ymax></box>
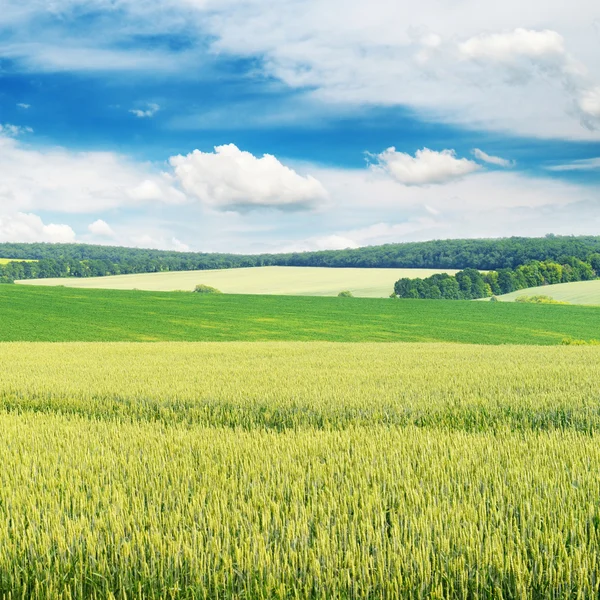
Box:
<box><xmin>2</xmin><ymin>342</ymin><xmax>600</xmax><ymax>598</ymax></box>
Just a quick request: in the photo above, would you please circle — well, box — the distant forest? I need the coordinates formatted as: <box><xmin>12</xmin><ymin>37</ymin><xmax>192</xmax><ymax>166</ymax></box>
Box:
<box><xmin>2</xmin><ymin>235</ymin><xmax>600</xmax><ymax>283</ymax></box>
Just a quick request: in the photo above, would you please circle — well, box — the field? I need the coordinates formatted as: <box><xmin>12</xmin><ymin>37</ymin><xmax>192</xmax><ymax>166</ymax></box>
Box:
<box><xmin>492</xmin><ymin>279</ymin><xmax>600</xmax><ymax>305</ymax></box>
<box><xmin>16</xmin><ymin>266</ymin><xmax>458</xmax><ymax>297</ymax></box>
<box><xmin>2</xmin><ymin>342</ymin><xmax>600</xmax><ymax>599</ymax></box>
<box><xmin>0</xmin><ymin>258</ymin><xmax>36</xmax><ymax>264</ymax></box>
<box><xmin>2</xmin><ymin>284</ymin><xmax>600</xmax><ymax>343</ymax></box>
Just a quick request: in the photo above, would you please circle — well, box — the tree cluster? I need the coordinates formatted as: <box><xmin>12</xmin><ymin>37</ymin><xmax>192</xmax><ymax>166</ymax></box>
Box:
<box><xmin>393</xmin><ymin>256</ymin><xmax>600</xmax><ymax>300</ymax></box>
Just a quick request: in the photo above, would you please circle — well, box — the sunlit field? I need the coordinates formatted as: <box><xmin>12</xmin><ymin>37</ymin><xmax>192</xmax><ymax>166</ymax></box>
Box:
<box><xmin>492</xmin><ymin>279</ymin><xmax>600</xmax><ymax>305</ymax></box>
<box><xmin>17</xmin><ymin>265</ymin><xmax>458</xmax><ymax>297</ymax></box>
<box><xmin>2</xmin><ymin>342</ymin><xmax>600</xmax><ymax>598</ymax></box>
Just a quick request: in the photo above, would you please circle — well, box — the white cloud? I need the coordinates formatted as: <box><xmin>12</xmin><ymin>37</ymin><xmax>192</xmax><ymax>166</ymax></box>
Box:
<box><xmin>459</xmin><ymin>29</ymin><xmax>566</xmax><ymax>63</ymax></box>
<box><xmin>129</xmin><ymin>103</ymin><xmax>160</xmax><ymax>118</ymax></box>
<box><xmin>0</xmin><ymin>123</ymin><xmax>33</xmax><ymax>136</ymax></box>
<box><xmin>274</xmin><ymin>165</ymin><xmax>600</xmax><ymax>252</ymax></box>
<box><xmin>16</xmin><ymin>103</ymin><xmax>30</xmax><ymax>109</ymax></box>
<box><xmin>472</xmin><ymin>149</ymin><xmax>515</xmax><ymax>168</ymax></box>
<box><xmin>169</xmin><ymin>143</ymin><xmax>328</xmax><ymax>211</ymax></box>
<box><xmin>0</xmin><ymin>212</ymin><xmax>75</xmax><ymax>243</ymax></box>
<box><xmin>579</xmin><ymin>87</ymin><xmax>600</xmax><ymax>118</ymax></box>
<box><xmin>369</xmin><ymin>147</ymin><xmax>480</xmax><ymax>186</ymax></box>
<box><xmin>546</xmin><ymin>157</ymin><xmax>600</xmax><ymax>171</ymax></box>
<box><xmin>0</xmin><ymin>133</ymin><xmax>185</xmax><ymax>213</ymax></box>
<box><xmin>3</xmin><ymin>0</ymin><xmax>600</xmax><ymax>138</ymax></box>
<box><xmin>88</xmin><ymin>219</ymin><xmax>115</xmax><ymax>237</ymax></box>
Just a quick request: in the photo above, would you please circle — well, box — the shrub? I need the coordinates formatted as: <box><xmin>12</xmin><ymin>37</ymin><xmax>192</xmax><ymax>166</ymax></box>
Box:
<box><xmin>337</xmin><ymin>290</ymin><xmax>354</xmax><ymax>298</ymax></box>
<box><xmin>194</xmin><ymin>284</ymin><xmax>223</xmax><ymax>295</ymax></box>
<box><xmin>515</xmin><ymin>295</ymin><xmax>568</xmax><ymax>305</ymax></box>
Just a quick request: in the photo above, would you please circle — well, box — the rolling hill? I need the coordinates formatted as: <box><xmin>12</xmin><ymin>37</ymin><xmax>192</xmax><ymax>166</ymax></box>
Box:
<box><xmin>1</xmin><ymin>284</ymin><xmax>600</xmax><ymax>344</ymax></box>
<box><xmin>17</xmin><ymin>266</ymin><xmax>458</xmax><ymax>298</ymax></box>
<box><xmin>492</xmin><ymin>280</ymin><xmax>600</xmax><ymax>305</ymax></box>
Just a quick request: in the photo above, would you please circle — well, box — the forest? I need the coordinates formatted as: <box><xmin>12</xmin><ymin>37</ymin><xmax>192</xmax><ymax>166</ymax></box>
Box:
<box><xmin>2</xmin><ymin>235</ymin><xmax>600</xmax><ymax>283</ymax></box>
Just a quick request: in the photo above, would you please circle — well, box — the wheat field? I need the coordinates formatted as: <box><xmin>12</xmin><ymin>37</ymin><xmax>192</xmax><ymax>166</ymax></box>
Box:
<box><xmin>2</xmin><ymin>342</ymin><xmax>600</xmax><ymax>598</ymax></box>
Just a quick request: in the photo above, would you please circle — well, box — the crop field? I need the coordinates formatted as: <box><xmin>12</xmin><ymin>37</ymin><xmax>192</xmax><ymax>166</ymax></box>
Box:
<box><xmin>493</xmin><ymin>279</ymin><xmax>600</xmax><ymax>305</ymax></box>
<box><xmin>2</xmin><ymin>342</ymin><xmax>600</xmax><ymax>599</ymax></box>
<box><xmin>17</xmin><ymin>265</ymin><xmax>458</xmax><ymax>297</ymax></box>
<box><xmin>2</xmin><ymin>284</ymin><xmax>600</xmax><ymax>344</ymax></box>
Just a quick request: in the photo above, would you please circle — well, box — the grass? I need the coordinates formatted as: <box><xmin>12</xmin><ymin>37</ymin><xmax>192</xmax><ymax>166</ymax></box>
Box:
<box><xmin>2</xmin><ymin>342</ymin><xmax>600</xmax><ymax>598</ymax></box>
<box><xmin>2</xmin><ymin>283</ymin><xmax>600</xmax><ymax>343</ymax></box>
<box><xmin>17</xmin><ymin>265</ymin><xmax>458</xmax><ymax>297</ymax></box>
<box><xmin>492</xmin><ymin>279</ymin><xmax>600</xmax><ymax>305</ymax></box>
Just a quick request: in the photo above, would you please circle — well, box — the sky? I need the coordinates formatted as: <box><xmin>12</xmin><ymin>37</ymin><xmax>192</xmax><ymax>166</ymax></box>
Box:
<box><xmin>0</xmin><ymin>0</ymin><xmax>600</xmax><ymax>253</ymax></box>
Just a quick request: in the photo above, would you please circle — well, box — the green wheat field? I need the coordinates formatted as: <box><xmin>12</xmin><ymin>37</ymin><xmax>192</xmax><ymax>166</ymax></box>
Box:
<box><xmin>2</xmin><ymin>342</ymin><xmax>600</xmax><ymax>599</ymax></box>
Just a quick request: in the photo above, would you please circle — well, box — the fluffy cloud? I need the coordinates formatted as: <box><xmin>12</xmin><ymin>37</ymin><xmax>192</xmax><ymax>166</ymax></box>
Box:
<box><xmin>169</xmin><ymin>144</ymin><xmax>328</xmax><ymax>211</ymax></box>
<box><xmin>472</xmin><ymin>149</ymin><xmax>515</xmax><ymax>168</ymax></box>
<box><xmin>0</xmin><ymin>212</ymin><xmax>75</xmax><ymax>243</ymax></box>
<box><xmin>0</xmin><ymin>133</ymin><xmax>185</xmax><ymax>213</ymax></box>
<box><xmin>579</xmin><ymin>87</ymin><xmax>600</xmax><ymax>118</ymax></box>
<box><xmin>129</xmin><ymin>103</ymin><xmax>160</xmax><ymax>118</ymax></box>
<box><xmin>88</xmin><ymin>219</ymin><xmax>115</xmax><ymax>237</ymax></box>
<box><xmin>369</xmin><ymin>148</ymin><xmax>480</xmax><ymax>186</ymax></box>
<box><xmin>459</xmin><ymin>29</ymin><xmax>566</xmax><ymax>63</ymax></box>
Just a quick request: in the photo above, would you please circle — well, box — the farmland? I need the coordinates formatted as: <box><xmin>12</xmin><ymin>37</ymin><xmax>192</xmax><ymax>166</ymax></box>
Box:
<box><xmin>2</xmin><ymin>342</ymin><xmax>600</xmax><ymax>598</ymax></box>
<box><xmin>2</xmin><ymin>284</ymin><xmax>600</xmax><ymax>344</ymax></box>
<box><xmin>17</xmin><ymin>266</ymin><xmax>459</xmax><ymax>297</ymax></box>
<box><xmin>493</xmin><ymin>279</ymin><xmax>600</xmax><ymax>305</ymax></box>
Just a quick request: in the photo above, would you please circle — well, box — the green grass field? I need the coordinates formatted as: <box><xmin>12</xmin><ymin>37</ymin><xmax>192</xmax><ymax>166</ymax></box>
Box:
<box><xmin>492</xmin><ymin>279</ymin><xmax>600</xmax><ymax>305</ymax></box>
<box><xmin>2</xmin><ymin>342</ymin><xmax>600</xmax><ymax>598</ymax></box>
<box><xmin>17</xmin><ymin>266</ymin><xmax>457</xmax><ymax>297</ymax></box>
<box><xmin>1</xmin><ymin>284</ymin><xmax>600</xmax><ymax>344</ymax></box>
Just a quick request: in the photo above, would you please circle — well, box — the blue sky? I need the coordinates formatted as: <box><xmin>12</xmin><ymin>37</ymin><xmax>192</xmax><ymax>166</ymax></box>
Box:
<box><xmin>1</xmin><ymin>0</ymin><xmax>600</xmax><ymax>252</ymax></box>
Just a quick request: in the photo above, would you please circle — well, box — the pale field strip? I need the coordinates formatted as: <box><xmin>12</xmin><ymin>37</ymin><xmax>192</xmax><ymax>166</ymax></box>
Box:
<box><xmin>493</xmin><ymin>279</ymin><xmax>600</xmax><ymax>305</ymax></box>
<box><xmin>17</xmin><ymin>265</ymin><xmax>458</xmax><ymax>298</ymax></box>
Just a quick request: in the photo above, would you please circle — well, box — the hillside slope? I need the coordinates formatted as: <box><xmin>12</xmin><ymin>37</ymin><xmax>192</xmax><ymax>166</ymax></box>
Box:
<box><xmin>1</xmin><ymin>285</ymin><xmax>600</xmax><ymax>344</ymax></box>
<box><xmin>17</xmin><ymin>266</ymin><xmax>457</xmax><ymax>297</ymax></box>
<box><xmin>493</xmin><ymin>280</ymin><xmax>600</xmax><ymax>305</ymax></box>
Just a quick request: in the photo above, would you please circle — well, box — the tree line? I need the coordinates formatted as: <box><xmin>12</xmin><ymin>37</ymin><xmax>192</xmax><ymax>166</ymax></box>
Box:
<box><xmin>2</xmin><ymin>235</ymin><xmax>600</xmax><ymax>283</ymax></box>
<box><xmin>393</xmin><ymin>255</ymin><xmax>600</xmax><ymax>300</ymax></box>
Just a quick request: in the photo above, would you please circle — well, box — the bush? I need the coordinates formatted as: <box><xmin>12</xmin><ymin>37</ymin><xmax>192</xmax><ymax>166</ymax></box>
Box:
<box><xmin>337</xmin><ymin>290</ymin><xmax>354</xmax><ymax>298</ymax></box>
<box><xmin>194</xmin><ymin>284</ymin><xmax>223</xmax><ymax>295</ymax></box>
<box><xmin>514</xmin><ymin>295</ymin><xmax>569</xmax><ymax>305</ymax></box>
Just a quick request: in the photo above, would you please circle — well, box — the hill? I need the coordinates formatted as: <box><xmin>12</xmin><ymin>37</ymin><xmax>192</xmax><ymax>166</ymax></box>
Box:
<box><xmin>1</xmin><ymin>235</ymin><xmax>600</xmax><ymax>283</ymax></box>
<box><xmin>17</xmin><ymin>266</ymin><xmax>457</xmax><ymax>297</ymax></box>
<box><xmin>492</xmin><ymin>279</ymin><xmax>600</xmax><ymax>305</ymax></box>
<box><xmin>1</xmin><ymin>284</ymin><xmax>599</xmax><ymax>344</ymax></box>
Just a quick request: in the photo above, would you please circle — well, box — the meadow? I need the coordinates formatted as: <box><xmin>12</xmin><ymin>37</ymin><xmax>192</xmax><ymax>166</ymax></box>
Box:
<box><xmin>17</xmin><ymin>266</ymin><xmax>458</xmax><ymax>297</ymax></box>
<box><xmin>493</xmin><ymin>279</ymin><xmax>600</xmax><ymax>305</ymax></box>
<box><xmin>2</xmin><ymin>342</ymin><xmax>600</xmax><ymax>599</ymax></box>
<box><xmin>2</xmin><ymin>284</ymin><xmax>600</xmax><ymax>344</ymax></box>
